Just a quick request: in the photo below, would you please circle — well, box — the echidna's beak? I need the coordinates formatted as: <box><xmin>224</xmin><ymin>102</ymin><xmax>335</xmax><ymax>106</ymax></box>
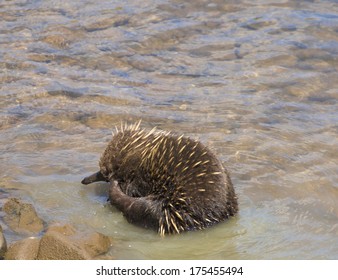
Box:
<box><xmin>81</xmin><ymin>171</ymin><xmax>107</xmax><ymax>185</ymax></box>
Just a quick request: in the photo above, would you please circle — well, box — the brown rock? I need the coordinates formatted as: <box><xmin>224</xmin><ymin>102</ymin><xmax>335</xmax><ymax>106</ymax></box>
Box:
<box><xmin>44</xmin><ymin>224</ymin><xmax>112</xmax><ymax>258</ymax></box>
<box><xmin>2</xmin><ymin>220</ymin><xmax>114</xmax><ymax>260</ymax></box>
<box><xmin>80</xmin><ymin>232</ymin><xmax>112</xmax><ymax>257</ymax></box>
<box><xmin>37</xmin><ymin>231</ymin><xmax>91</xmax><ymax>260</ymax></box>
<box><xmin>3</xmin><ymin>198</ymin><xmax>44</xmax><ymax>234</ymax></box>
<box><xmin>4</xmin><ymin>237</ymin><xmax>40</xmax><ymax>260</ymax></box>
<box><xmin>47</xmin><ymin>223</ymin><xmax>77</xmax><ymax>236</ymax></box>
<box><xmin>0</xmin><ymin>225</ymin><xmax>7</xmax><ymax>259</ymax></box>
<box><xmin>42</xmin><ymin>34</ymin><xmax>69</xmax><ymax>49</ymax></box>
<box><xmin>84</xmin><ymin>15</ymin><xmax>129</xmax><ymax>32</ymax></box>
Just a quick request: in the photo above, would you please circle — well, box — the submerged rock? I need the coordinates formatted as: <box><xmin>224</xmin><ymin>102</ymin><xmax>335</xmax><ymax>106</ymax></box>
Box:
<box><xmin>3</xmin><ymin>198</ymin><xmax>44</xmax><ymax>234</ymax></box>
<box><xmin>80</xmin><ymin>232</ymin><xmax>112</xmax><ymax>257</ymax></box>
<box><xmin>47</xmin><ymin>223</ymin><xmax>77</xmax><ymax>236</ymax></box>
<box><xmin>0</xmin><ymin>225</ymin><xmax>7</xmax><ymax>259</ymax></box>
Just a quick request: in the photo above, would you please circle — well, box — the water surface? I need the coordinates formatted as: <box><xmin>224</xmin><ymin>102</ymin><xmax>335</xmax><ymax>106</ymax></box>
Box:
<box><xmin>1</xmin><ymin>0</ymin><xmax>338</xmax><ymax>259</ymax></box>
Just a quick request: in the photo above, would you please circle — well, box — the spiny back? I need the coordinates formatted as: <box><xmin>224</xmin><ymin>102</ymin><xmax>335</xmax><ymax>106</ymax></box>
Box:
<box><xmin>101</xmin><ymin>123</ymin><xmax>224</xmax><ymax>192</ymax></box>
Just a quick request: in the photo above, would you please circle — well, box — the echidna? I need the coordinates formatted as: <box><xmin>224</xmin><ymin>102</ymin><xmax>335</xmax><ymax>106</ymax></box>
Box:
<box><xmin>82</xmin><ymin>121</ymin><xmax>238</xmax><ymax>236</ymax></box>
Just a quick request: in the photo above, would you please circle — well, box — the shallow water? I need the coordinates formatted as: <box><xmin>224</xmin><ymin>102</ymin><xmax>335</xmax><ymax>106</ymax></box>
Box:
<box><xmin>1</xmin><ymin>0</ymin><xmax>338</xmax><ymax>259</ymax></box>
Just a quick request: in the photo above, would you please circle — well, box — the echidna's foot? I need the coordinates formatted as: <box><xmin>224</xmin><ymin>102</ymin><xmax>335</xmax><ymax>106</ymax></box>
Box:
<box><xmin>109</xmin><ymin>181</ymin><xmax>160</xmax><ymax>231</ymax></box>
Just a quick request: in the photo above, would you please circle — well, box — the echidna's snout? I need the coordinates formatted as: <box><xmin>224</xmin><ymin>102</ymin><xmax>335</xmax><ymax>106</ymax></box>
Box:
<box><xmin>81</xmin><ymin>171</ymin><xmax>107</xmax><ymax>185</ymax></box>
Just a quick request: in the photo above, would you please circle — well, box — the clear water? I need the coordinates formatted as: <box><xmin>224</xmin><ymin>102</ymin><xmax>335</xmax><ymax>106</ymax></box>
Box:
<box><xmin>0</xmin><ymin>0</ymin><xmax>337</xmax><ymax>259</ymax></box>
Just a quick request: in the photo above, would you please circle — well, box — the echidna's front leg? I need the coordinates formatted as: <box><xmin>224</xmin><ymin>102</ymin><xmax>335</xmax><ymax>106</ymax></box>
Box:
<box><xmin>109</xmin><ymin>181</ymin><xmax>160</xmax><ymax>231</ymax></box>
